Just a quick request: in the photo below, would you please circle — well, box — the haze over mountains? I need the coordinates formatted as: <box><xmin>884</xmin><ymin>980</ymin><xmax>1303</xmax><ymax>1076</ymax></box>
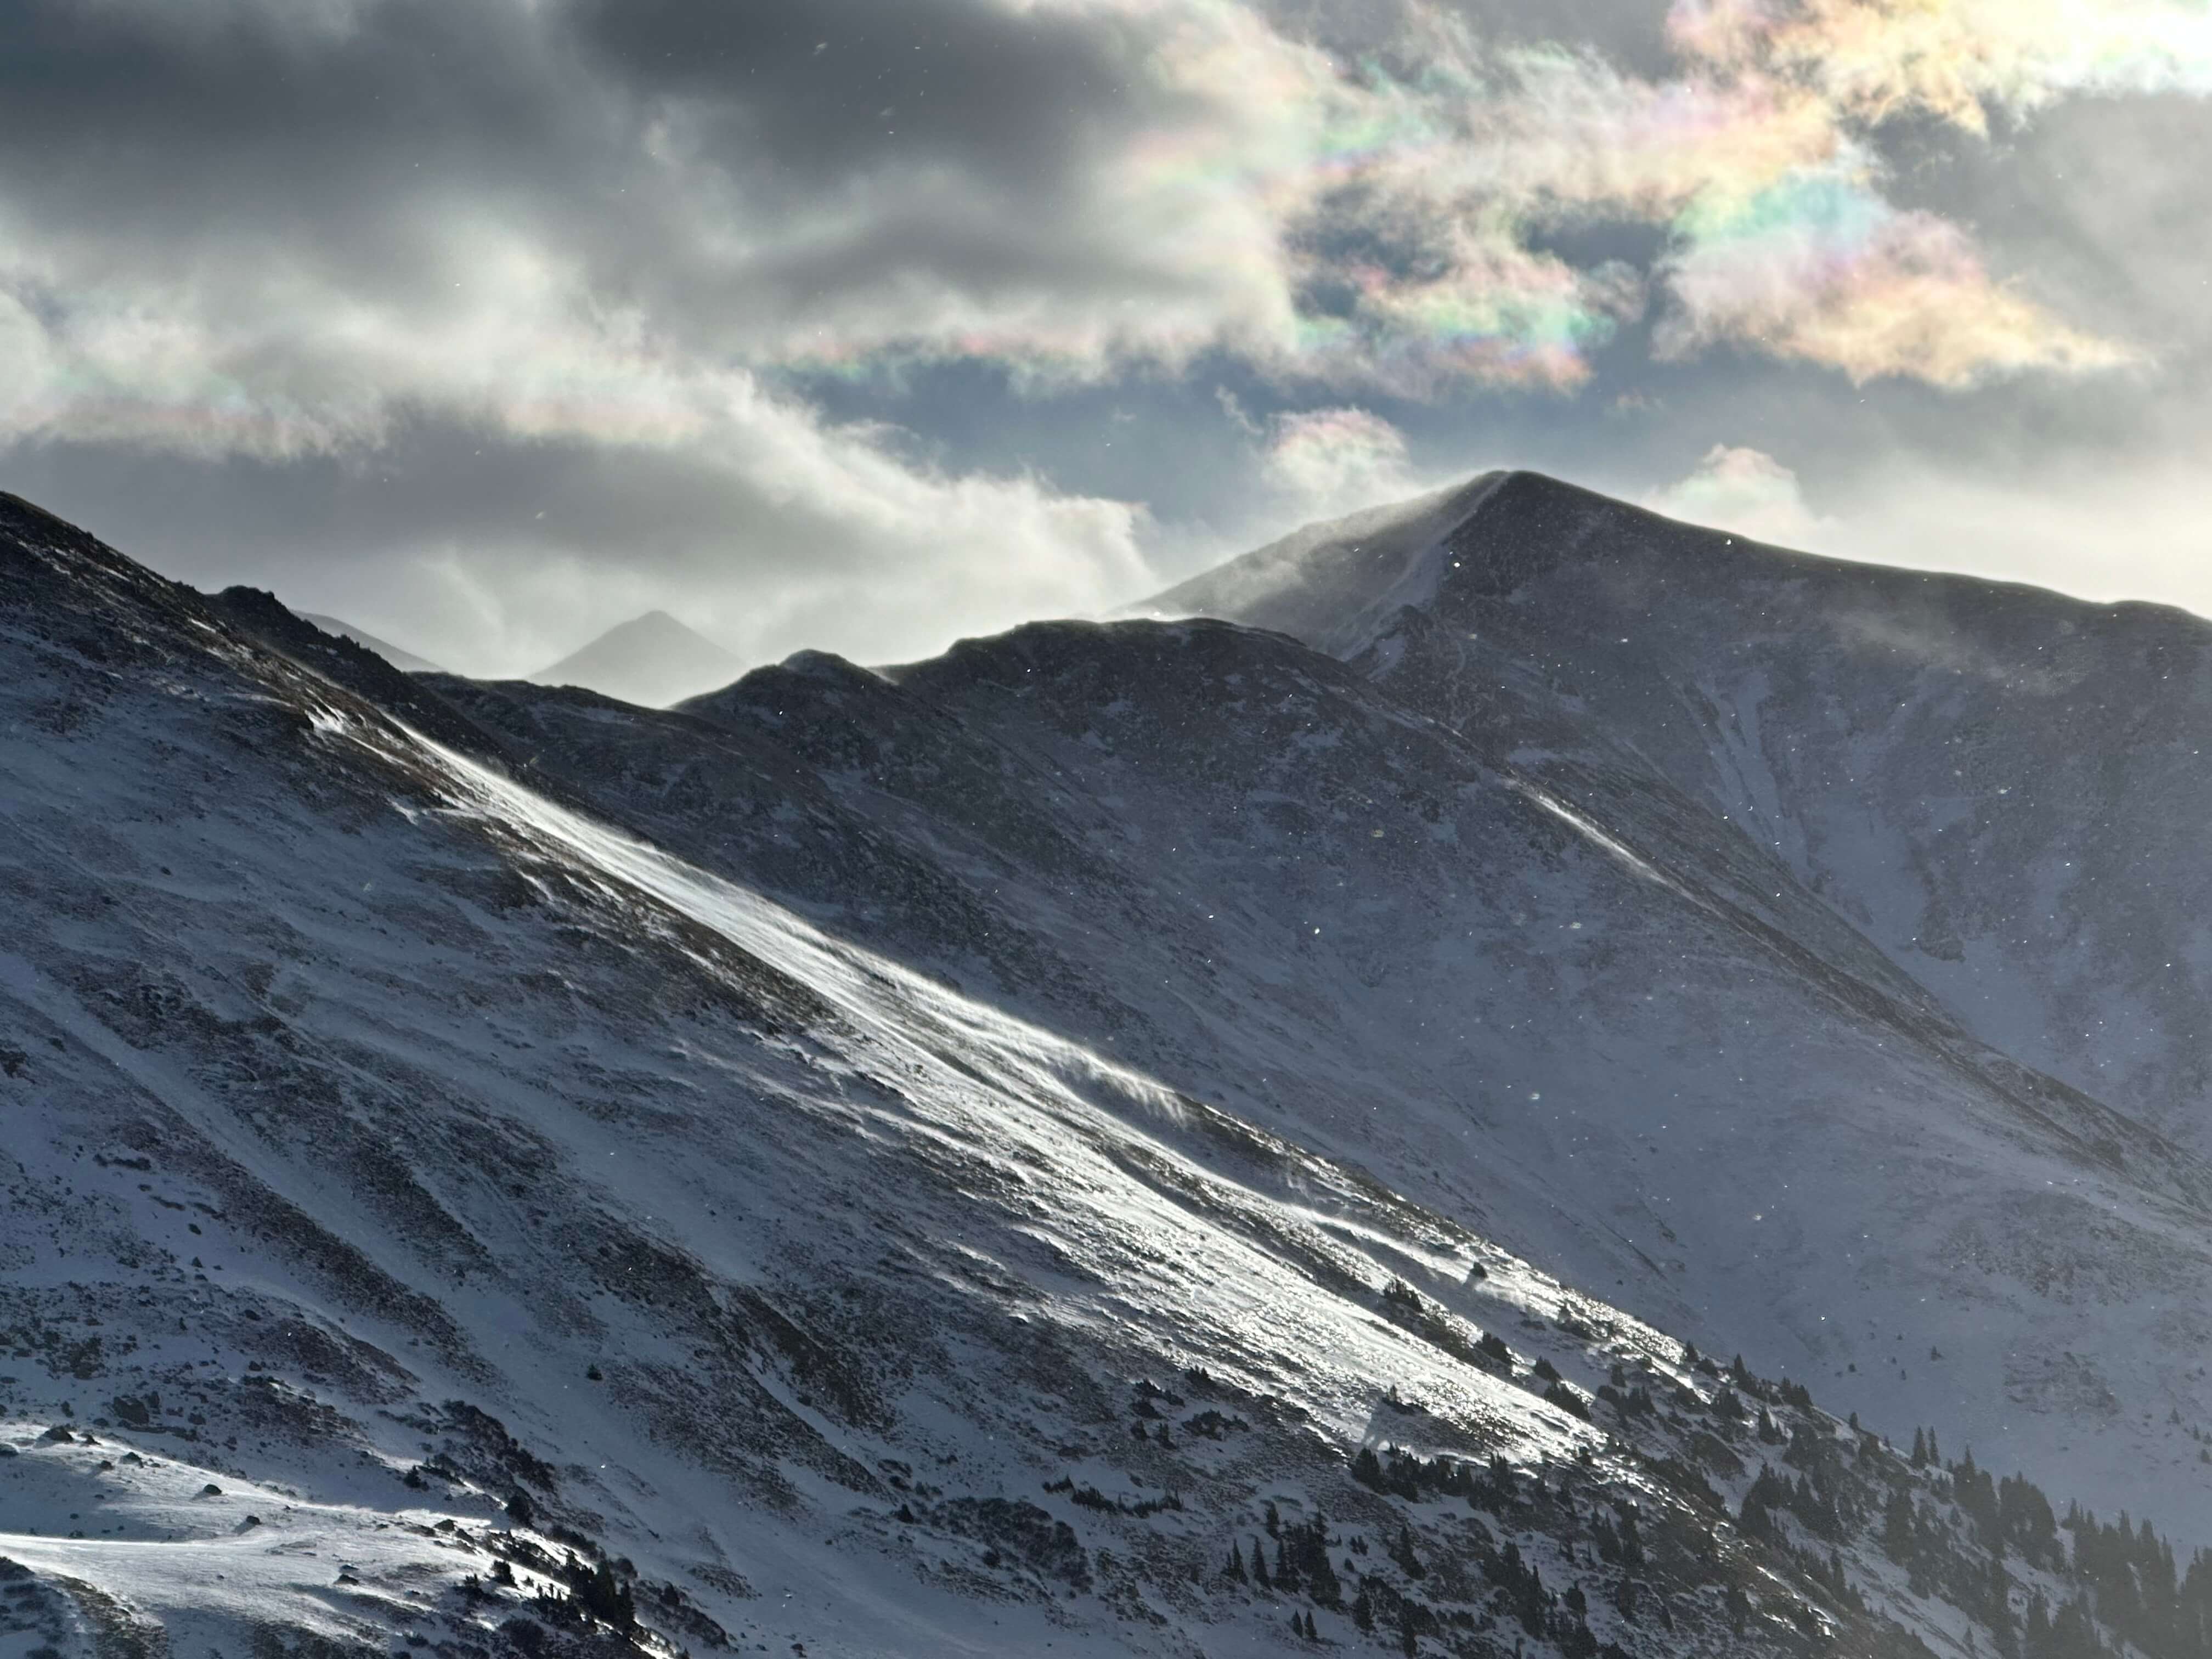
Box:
<box><xmin>294</xmin><ymin>610</ymin><xmax>740</xmax><ymax>708</ymax></box>
<box><xmin>299</xmin><ymin>613</ymin><xmax>449</xmax><ymax>676</ymax></box>
<box><xmin>527</xmin><ymin>611</ymin><xmax>741</xmax><ymax>708</ymax></box>
<box><xmin>7</xmin><ymin>475</ymin><xmax>2212</xmax><ymax>1659</ymax></box>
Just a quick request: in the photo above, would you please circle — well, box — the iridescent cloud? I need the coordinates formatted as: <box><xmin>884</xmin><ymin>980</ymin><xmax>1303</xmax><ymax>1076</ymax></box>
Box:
<box><xmin>1654</xmin><ymin>155</ymin><xmax>2138</xmax><ymax>385</ymax></box>
<box><xmin>789</xmin><ymin>0</ymin><xmax>2205</xmax><ymax>393</ymax></box>
<box><xmin>1260</xmin><ymin>405</ymin><xmax>1424</xmax><ymax>516</ymax></box>
<box><xmin>3</xmin><ymin>0</ymin><xmax>2202</xmax><ymax>492</ymax></box>
<box><xmin>1642</xmin><ymin>0</ymin><xmax>2209</xmax><ymax>380</ymax></box>
<box><xmin>1644</xmin><ymin>443</ymin><xmax>1831</xmax><ymax>544</ymax></box>
<box><xmin>1667</xmin><ymin>0</ymin><xmax>2212</xmax><ymax>132</ymax></box>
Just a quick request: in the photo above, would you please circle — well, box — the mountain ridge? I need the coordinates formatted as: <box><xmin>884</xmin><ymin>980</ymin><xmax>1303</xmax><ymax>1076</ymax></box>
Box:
<box><xmin>1157</xmin><ymin>468</ymin><xmax>2212</xmax><ymax>1143</ymax></box>
<box><xmin>298</xmin><ymin>611</ymin><xmax>447</xmax><ymax>674</ymax></box>
<box><xmin>9</xmin><ymin>483</ymin><xmax>2212</xmax><ymax>1658</ymax></box>
<box><xmin>1153</xmin><ymin>469</ymin><xmax>2211</xmax><ymax>654</ymax></box>
<box><xmin>442</xmin><ymin>563</ymin><xmax>2212</xmax><ymax>1540</ymax></box>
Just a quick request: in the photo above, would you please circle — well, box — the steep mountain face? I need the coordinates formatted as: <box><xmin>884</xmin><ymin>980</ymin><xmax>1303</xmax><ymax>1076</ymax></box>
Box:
<box><xmin>1157</xmin><ymin>471</ymin><xmax>2212</xmax><ymax>1148</ymax></box>
<box><xmin>531</xmin><ymin>612</ymin><xmax>740</xmax><ymax>708</ymax></box>
<box><xmin>5</xmin><ymin>485</ymin><xmax>2212</xmax><ymax>1659</ymax></box>
<box><xmin>431</xmin><ymin>594</ymin><xmax>2212</xmax><ymax>1547</ymax></box>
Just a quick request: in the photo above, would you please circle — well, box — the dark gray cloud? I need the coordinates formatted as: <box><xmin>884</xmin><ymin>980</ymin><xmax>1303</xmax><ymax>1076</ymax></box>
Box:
<box><xmin>0</xmin><ymin>4</ymin><xmax>579</xmax><ymax>251</ymax></box>
<box><xmin>573</xmin><ymin>0</ymin><xmax>1146</xmax><ymax>190</ymax></box>
<box><xmin>0</xmin><ymin>0</ymin><xmax>1224</xmax><ymax>373</ymax></box>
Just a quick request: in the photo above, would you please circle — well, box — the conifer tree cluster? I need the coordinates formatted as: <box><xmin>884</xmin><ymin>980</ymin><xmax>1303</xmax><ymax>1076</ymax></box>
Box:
<box><xmin>1194</xmin><ymin>1340</ymin><xmax>2212</xmax><ymax>1659</ymax></box>
<box><xmin>1220</xmin><ymin>1508</ymin><xmax>1344</xmax><ymax>1609</ymax></box>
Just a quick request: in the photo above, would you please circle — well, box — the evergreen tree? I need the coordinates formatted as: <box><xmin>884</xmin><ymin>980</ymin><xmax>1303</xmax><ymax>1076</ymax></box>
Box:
<box><xmin>1497</xmin><ymin>1543</ymin><xmax>1548</xmax><ymax>1637</ymax></box>
<box><xmin>1883</xmin><ymin>1489</ymin><xmax>1918</xmax><ymax>1563</ymax></box>
<box><xmin>577</xmin><ymin>1561</ymin><xmax>634</xmax><ymax>1630</ymax></box>
<box><xmin>1618</xmin><ymin>1505</ymin><xmax>1644</xmax><ymax>1570</ymax></box>
<box><xmin>1489</xmin><ymin>1453</ymin><xmax>1519</xmax><ymax>1500</ymax></box>
<box><xmin>1985</xmin><ymin>1553</ymin><xmax>2014</xmax><ymax>1654</ymax></box>
<box><xmin>1300</xmin><ymin>1524</ymin><xmax>1343</xmax><ymax>1607</ymax></box>
<box><xmin>1724</xmin><ymin>1583</ymin><xmax>1751</xmax><ymax>1636</ymax></box>
<box><xmin>1740</xmin><ymin>1484</ymin><xmax>1775</xmax><ymax>1542</ymax></box>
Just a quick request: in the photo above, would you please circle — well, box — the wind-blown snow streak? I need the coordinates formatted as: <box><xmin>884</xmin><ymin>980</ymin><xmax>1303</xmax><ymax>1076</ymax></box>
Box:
<box><xmin>332</xmin><ymin>708</ymin><xmax>1623</xmax><ymax>1458</ymax></box>
<box><xmin>1507</xmin><ymin>777</ymin><xmax>1696</xmax><ymax>902</ymax></box>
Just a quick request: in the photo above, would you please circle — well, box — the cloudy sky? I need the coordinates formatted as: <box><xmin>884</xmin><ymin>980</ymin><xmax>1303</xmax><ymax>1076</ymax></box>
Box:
<box><xmin>4</xmin><ymin>0</ymin><xmax>2211</xmax><ymax>676</ymax></box>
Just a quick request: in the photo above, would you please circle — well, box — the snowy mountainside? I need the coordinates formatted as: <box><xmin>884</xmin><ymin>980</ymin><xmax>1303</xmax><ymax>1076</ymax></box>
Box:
<box><xmin>438</xmin><ymin>607</ymin><xmax>2212</xmax><ymax>1546</ymax></box>
<box><xmin>1156</xmin><ymin>471</ymin><xmax>2212</xmax><ymax>1148</ymax></box>
<box><xmin>5</xmin><ymin>489</ymin><xmax>2212</xmax><ymax>1659</ymax></box>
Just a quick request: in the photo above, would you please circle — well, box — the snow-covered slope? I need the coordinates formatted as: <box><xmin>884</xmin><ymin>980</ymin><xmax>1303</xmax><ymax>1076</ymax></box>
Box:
<box><xmin>7</xmin><ymin>487</ymin><xmax>2212</xmax><ymax>1659</ymax></box>
<box><xmin>1157</xmin><ymin>471</ymin><xmax>2212</xmax><ymax>1148</ymax></box>
<box><xmin>428</xmin><ymin>605</ymin><xmax>2212</xmax><ymax>1554</ymax></box>
<box><xmin>531</xmin><ymin>612</ymin><xmax>740</xmax><ymax>708</ymax></box>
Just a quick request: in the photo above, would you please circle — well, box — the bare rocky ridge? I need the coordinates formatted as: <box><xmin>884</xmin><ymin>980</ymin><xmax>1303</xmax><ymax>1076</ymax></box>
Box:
<box><xmin>299</xmin><ymin>614</ymin><xmax>446</xmax><ymax>676</ymax></box>
<box><xmin>4</xmin><ymin>484</ymin><xmax>2211</xmax><ymax>1658</ymax></box>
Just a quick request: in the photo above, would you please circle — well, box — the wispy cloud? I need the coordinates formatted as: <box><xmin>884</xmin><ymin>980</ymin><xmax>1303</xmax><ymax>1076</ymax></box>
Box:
<box><xmin>1644</xmin><ymin>443</ymin><xmax>1831</xmax><ymax>545</ymax></box>
<box><xmin>757</xmin><ymin>0</ymin><xmax>2197</xmax><ymax>394</ymax></box>
<box><xmin>1639</xmin><ymin>0</ymin><xmax>2211</xmax><ymax>381</ymax></box>
<box><xmin>1654</xmin><ymin>157</ymin><xmax>2139</xmax><ymax>386</ymax></box>
<box><xmin>1667</xmin><ymin>0</ymin><xmax>2212</xmax><ymax>132</ymax></box>
<box><xmin>1259</xmin><ymin>405</ymin><xmax>1429</xmax><ymax>520</ymax></box>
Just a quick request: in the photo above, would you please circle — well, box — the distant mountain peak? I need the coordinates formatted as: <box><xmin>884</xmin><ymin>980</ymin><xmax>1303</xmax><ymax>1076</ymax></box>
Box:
<box><xmin>529</xmin><ymin>608</ymin><xmax>740</xmax><ymax>707</ymax></box>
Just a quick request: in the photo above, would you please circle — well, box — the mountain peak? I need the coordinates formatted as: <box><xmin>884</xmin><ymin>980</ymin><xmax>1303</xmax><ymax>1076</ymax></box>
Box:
<box><xmin>529</xmin><ymin>608</ymin><xmax>741</xmax><ymax>707</ymax></box>
<box><xmin>1138</xmin><ymin>469</ymin><xmax>1518</xmax><ymax>653</ymax></box>
<box><xmin>1144</xmin><ymin>467</ymin><xmax>1797</xmax><ymax>654</ymax></box>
